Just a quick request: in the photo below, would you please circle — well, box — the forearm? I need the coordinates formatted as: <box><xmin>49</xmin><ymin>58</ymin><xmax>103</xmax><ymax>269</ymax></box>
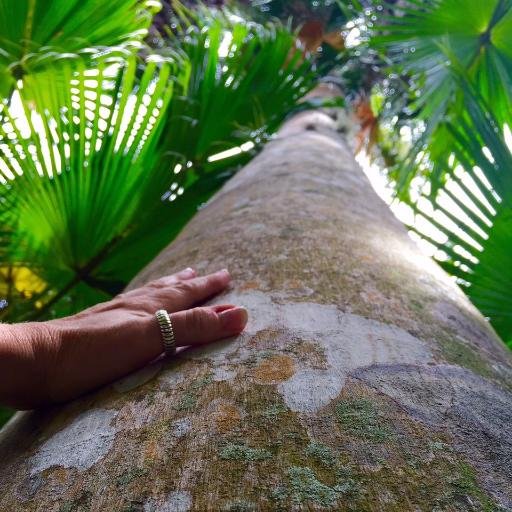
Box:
<box><xmin>0</xmin><ymin>322</ymin><xmax>57</xmax><ymax>409</ymax></box>
<box><xmin>0</xmin><ymin>317</ymin><xmax>161</xmax><ymax>410</ymax></box>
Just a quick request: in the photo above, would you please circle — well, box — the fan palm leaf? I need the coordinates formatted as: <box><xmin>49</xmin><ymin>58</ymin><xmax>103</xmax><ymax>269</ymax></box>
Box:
<box><xmin>407</xmin><ymin>74</ymin><xmax>512</xmax><ymax>346</ymax></box>
<box><xmin>0</xmin><ymin>0</ymin><xmax>161</xmax><ymax>98</ymax></box>
<box><xmin>368</xmin><ymin>0</ymin><xmax>512</xmax><ymax>197</ymax></box>
<box><xmin>0</xmin><ymin>49</ymin><xmax>185</xmax><ymax>319</ymax></box>
<box><xmin>96</xmin><ymin>6</ymin><xmax>319</xmax><ymax>284</ymax></box>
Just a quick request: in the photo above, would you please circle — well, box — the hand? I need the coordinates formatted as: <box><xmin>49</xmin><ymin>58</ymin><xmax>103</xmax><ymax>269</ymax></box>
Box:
<box><xmin>0</xmin><ymin>268</ymin><xmax>248</xmax><ymax>409</ymax></box>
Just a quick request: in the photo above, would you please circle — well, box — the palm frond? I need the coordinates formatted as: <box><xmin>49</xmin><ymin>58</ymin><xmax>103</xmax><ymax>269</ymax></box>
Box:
<box><xmin>161</xmin><ymin>3</ymin><xmax>318</xmax><ymax>161</ymax></box>
<box><xmin>368</xmin><ymin>0</ymin><xmax>512</xmax><ymax>197</ymax></box>
<box><xmin>0</xmin><ymin>49</ymin><xmax>185</xmax><ymax>319</ymax></box>
<box><xmin>408</xmin><ymin>75</ymin><xmax>512</xmax><ymax>346</ymax></box>
<box><xmin>0</xmin><ymin>0</ymin><xmax>161</xmax><ymax>98</ymax></box>
<box><xmin>98</xmin><ymin>8</ymin><xmax>320</xmax><ymax>283</ymax></box>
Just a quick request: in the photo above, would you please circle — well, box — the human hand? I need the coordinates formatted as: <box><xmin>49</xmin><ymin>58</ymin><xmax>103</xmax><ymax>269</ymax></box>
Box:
<box><xmin>0</xmin><ymin>268</ymin><xmax>247</xmax><ymax>408</ymax></box>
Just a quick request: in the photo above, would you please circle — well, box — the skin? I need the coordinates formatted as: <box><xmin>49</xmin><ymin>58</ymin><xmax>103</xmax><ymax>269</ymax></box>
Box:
<box><xmin>0</xmin><ymin>268</ymin><xmax>248</xmax><ymax>410</ymax></box>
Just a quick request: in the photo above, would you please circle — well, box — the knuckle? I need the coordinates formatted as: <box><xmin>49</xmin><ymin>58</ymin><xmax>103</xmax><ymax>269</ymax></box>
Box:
<box><xmin>114</xmin><ymin>296</ymin><xmax>153</xmax><ymax>314</ymax></box>
<box><xmin>155</xmin><ymin>275</ymin><xmax>177</xmax><ymax>287</ymax></box>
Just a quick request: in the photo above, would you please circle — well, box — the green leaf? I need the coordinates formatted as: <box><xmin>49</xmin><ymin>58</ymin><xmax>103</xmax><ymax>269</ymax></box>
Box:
<box><xmin>368</xmin><ymin>0</ymin><xmax>512</xmax><ymax>197</ymax></box>
<box><xmin>408</xmin><ymin>74</ymin><xmax>512</xmax><ymax>347</ymax></box>
<box><xmin>0</xmin><ymin>49</ymin><xmax>184</xmax><ymax>319</ymax></box>
<box><xmin>0</xmin><ymin>0</ymin><xmax>161</xmax><ymax>98</ymax></box>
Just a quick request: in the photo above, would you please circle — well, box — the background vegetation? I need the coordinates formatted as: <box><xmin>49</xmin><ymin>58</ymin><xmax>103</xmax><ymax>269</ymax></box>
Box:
<box><xmin>0</xmin><ymin>0</ymin><xmax>510</xmax><ymax>426</ymax></box>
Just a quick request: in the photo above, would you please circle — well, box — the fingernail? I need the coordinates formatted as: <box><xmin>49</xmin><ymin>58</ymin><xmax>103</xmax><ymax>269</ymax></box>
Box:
<box><xmin>219</xmin><ymin>307</ymin><xmax>248</xmax><ymax>331</ymax></box>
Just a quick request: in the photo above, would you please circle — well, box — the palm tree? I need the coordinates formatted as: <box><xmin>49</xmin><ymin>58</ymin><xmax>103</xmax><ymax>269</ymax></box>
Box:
<box><xmin>0</xmin><ymin>0</ymin><xmax>511</xmax><ymax>509</ymax></box>
<box><xmin>1</xmin><ymin>83</ymin><xmax>512</xmax><ymax>512</ymax></box>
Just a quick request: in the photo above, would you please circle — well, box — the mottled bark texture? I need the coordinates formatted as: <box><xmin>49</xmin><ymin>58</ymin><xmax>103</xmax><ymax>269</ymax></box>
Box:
<box><xmin>1</xmin><ymin>102</ymin><xmax>512</xmax><ymax>512</ymax></box>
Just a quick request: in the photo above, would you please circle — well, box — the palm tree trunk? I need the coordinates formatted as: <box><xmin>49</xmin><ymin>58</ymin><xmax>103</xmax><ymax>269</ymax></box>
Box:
<box><xmin>1</xmin><ymin>98</ymin><xmax>512</xmax><ymax>511</ymax></box>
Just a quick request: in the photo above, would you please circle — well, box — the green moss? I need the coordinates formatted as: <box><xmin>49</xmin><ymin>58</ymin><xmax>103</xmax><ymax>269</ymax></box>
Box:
<box><xmin>261</xmin><ymin>403</ymin><xmax>288</xmax><ymax>421</ymax></box>
<box><xmin>440</xmin><ymin>338</ymin><xmax>493</xmax><ymax>379</ymax></box>
<box><xmin>116</xmin><ymin>468</ymin><xmax>147</xmax><ymax>486</ymax></box>
<box><xmin>271</xmin><ymin>462</ymin><xmax>359</xmax><ymax>507</ymax></box>
<box><xmin>191</xmin><ymin>374</ymin><xmax>214</xmax><ymax>390</ymax></box>
<box><xmin>335</xmin><ymin>397</ymin><xmax>393</xmax><ymax>442</ymax></box>
<box><xmin>57</xmin><ymin>491</ymin><xmax>92</xmax><ymax>512</ymax></box>
<box><xmin>222</xmin><ymin>499</ymin><xmax>257</xmax><ymax>511</ymax></box>
<box><xmin>287</xmin><ymin>466</ymin><xmax>338</xmax><ymax>507</ymax></box>
<box><xmin>219</xmin><ymin>443</ymin><xmax>272</xmax><ymax>462</ymax></box>
<box><xmin>270</xmin><ymin>486</ymin><xmax>289</xmax><ymax>502</ymax></box>
<box><xmin>305</xmin><ymin>442</ymin><xmax>336</xmax><ymax>467</ymax></box>
<box><xmin>343</xmin><ymin>446</ymin><xmax>499</xmax><ymax>512</ymax></box>
<box><xmin>435</xmin><ymin>463</ymin><xmax>498</xmax><ymax>512</ymax></box>
<box><xmin>175</xmin><ymin>394</ymin><xmax>197</xmax><ymax>411</ymax></box>
<box><xmin>175</xmin><ymin>373</ymin><xmax>213</xmax><ymax>411</ymax></box>
<box><xmin>333</xmin><ymin>465</ymin><xmax>361</xmax><ymax>496</ymax></box>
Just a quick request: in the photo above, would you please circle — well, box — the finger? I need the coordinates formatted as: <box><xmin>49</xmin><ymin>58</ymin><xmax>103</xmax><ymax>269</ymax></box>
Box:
<box><xmin>211</xmin><ymin>304</ymin><xmax>236</xmax><ymax>313</ymax></box>
<box><xmin>166</xmin><ymin>269</ymin><xmax>231</xmax><ymax>310</ymax></box>
<box><xmin>115</xmin><ymin>268</ymin><xmax>197</xmax><ymax>303</ymax></box>
<box><xmin>170</xmin><ymin>305</ymin><xmax>248</xmax><ymax>347</ymax></box>
<box><xmin>173</xmin><ymin>267</ymin><xmax>197</xmax><ymax>280</ymax></box>
<box><xmin>147</xmin><ymin>267</ymin><xmax>197</xmax><ymax>288</ymax></box>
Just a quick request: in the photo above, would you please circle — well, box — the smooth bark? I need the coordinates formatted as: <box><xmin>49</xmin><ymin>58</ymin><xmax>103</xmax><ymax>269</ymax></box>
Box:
<box><xmin>1</xmin><ymin>98</ymin><xmax>511</xmax><ymax>511</ymax></box>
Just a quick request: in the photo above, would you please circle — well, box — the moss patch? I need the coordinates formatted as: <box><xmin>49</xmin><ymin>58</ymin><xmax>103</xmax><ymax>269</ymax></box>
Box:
<box><xmin>305</xmin><ymin>442</ymin><xmax>336</xmax><ymax>468</ymax></box>
<box><xmin>335</xmin><ymin>397</ymin><xmax>393</xmax><ymax>442</ymax></box>
<box><xmin>260</xmin><ymin>403</ymin><xmax>288</xmax><ymax>422</ymax></box>
<box><xmin>270</xmin><ymin>459</ymin><xmax>361</xmax><ymax>509</ymax></box>
<box><xmin>219</xmin><ymin>443</ymin><xmax>272</xmax><ymax>462</ymax></box>
<box><xmin>175</xmin><ymin>373</ymin><xmax>213</xmax><ymax>412</ymax></box>
<box><xmin>57</xmin><ymin>491</ymin><xmax>92</xmax><ymax>512</ymax></box>
<box><xmin>434</xmin><ymin>463</ymin><xmax>499</xmax><ymax>512</ymax></box>
<box><xmin>440</xmin><ymin>338</ymin><xmax>493</xmax><ymax>379</ymax></box>
<box><xmin>286</xmin><ymin>466</ymin><xmax>339</xmax><ymax>507</ymax></box>
<box><xmin>175</xmin><ymin>394</ymin><xmax>197</xmax><ymax>411</ymax></box>
<box><xmin>222</xmin><ymin>499</ymin><xmax>257</xmax><ymax>511</ymax></box>
<box><xmin>116</xmin><ymin>468</ymin><xmax>147</xmax><ymax>486</ymax></box>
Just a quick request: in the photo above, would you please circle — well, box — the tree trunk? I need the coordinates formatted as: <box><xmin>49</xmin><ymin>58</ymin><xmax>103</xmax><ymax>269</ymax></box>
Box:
<box><xmin>1</xmin><ymin>99</ymin><xmax>512</xmax><ymax>512</ymax></box>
